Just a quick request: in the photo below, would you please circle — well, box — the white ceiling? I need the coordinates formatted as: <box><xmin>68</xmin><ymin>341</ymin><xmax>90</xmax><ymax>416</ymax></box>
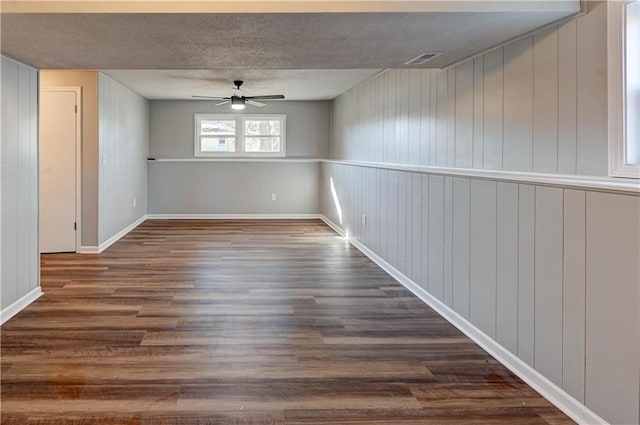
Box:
<box><xmin>1</xmin><ymin>5</ymin><xmax>581</xmax><ymax>69</ymax></box>
<box><xmin>2</xmin><ymin>1</ymin><xmax>580</xmax><ymax>101</ymax></box>
<box><xmin>102</xmin><ymin>69</ymin><xmax>381</xmax><ymax>100</ymax></box>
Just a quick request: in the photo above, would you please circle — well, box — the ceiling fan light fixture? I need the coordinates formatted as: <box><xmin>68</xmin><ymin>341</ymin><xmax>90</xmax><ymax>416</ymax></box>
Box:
<box><xmin>231</xmin><ymin>97</ymin><xmax>246</xmax><ymax>110</ymax></box>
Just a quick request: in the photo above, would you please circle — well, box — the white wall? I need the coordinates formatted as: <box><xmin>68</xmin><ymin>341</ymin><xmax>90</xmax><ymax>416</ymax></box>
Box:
<box><xmin>323</xmin><ymin>4</ymin><xmax>640</xmax><ymax>424</ymax></box>
<box><xmin>150</xmin><ymin>100</ymin><xmax>330</xmax><ymax>159</ymax></box>
<box><xmin>147</xmin><ymin>100</ymin><xmax>329</xmax><ymax>215</ymax></box>
<box><xmin>332</xmin><ymin>2</ymin><xmax>608</xmax><ymax>176</ymax></box>
<box><xmin>98</xmin><ymin>74</ymin><xmax>149</xmax><ymax>245</ymax></box>
<box><xmin>1</xmin><ymin>56</ymin><xmax>40</xmax><ymax>312</ymax></box>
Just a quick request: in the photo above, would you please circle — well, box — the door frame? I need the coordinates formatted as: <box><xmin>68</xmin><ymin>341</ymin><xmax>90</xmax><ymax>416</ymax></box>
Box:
<box><xmin>40</xmin><ymin>86</ymin><xmax>82</xmax><ymax>252</ymax></box>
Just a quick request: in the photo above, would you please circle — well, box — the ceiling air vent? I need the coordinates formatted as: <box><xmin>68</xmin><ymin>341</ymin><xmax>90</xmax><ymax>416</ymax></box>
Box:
<box><xmin>403</xmin><ymin>52</ymin><xmax>441</xmax><ymax>66</ymax></box>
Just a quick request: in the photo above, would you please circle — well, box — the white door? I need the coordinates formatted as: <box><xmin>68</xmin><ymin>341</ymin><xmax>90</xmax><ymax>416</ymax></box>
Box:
<box><xmin>40</xmin><ymin>89</ymin><xmax>78</xmax><ymax>253</ymax></box>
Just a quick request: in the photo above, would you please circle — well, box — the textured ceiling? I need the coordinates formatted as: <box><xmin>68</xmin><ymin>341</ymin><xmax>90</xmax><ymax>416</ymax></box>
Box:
<box><xmin>1</xmin><ymin>9</ymin><xmax>580</xmax><ymax>69</ymax></box>
<box><xmin>102</xmin><ymin>69</ymin><xmax>381</xmax><ymax>100</ymax></box>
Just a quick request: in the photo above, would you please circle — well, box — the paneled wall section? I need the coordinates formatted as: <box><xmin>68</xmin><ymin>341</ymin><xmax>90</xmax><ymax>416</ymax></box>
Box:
<box><xmin>1</xmin><ymin>56</ymin><xmax>40</xmax><ymax>310</ymax></box>
<box><xmin>321</xmin><ymin>162</ymin><xmax>639</xmax><ymax>425</ymax></box>
<box><xmin>331</xmin><ymin>2</ymin><xmax>608</xmax><ymax>176</ymax></box>
<box><xmin>98</xmin><ymin>74</ymin><xmax>149</xmax><ymax>244</ymax></box>
<box><xmin>325</xmin><ymin>4</ymin><xmax>639</xmax><ymax>424</ymax></box>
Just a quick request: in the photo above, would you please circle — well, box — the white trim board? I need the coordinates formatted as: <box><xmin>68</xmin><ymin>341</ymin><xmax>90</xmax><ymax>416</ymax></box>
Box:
<box><xmin>146</xmin><ymin>214</ymin><xmax>322</xmax><ymax>220</ymax></box>
<box><xmin>78</xmin><ymin>214</ymin><xmax>325</xmax><ymax>254</ymax></box>
<box><xmin>0</xmin><ymin>287</ymin><xmax>43</xmax><ymax>325</ymax></box>
<box><xmin>319</xmin><ymin>214</ymin><xmax>609</xmax><ymax>425</ymax></box>
<box><xmin>320</xmin><ymin>159</ymin><xmax>640</xmax><ymax>195</ymax></box>
<box><xmin>148</xmin><ymin>158</ymin><xmax>319</xmax><ymax>163</ymax></box>
<box><xmin>148</xmin><ymin>158</ymin><xmax>639</xmax><ymax>193</ymax></box>
<box><xmin>78</xmin><ymin>246</ymin><xmax>100</xmax><ymax>254</ymax></box>
<box><xmin>97</xmin><ymin>215</ymin><xmax>147</xmax><ymax>253</ymax></box>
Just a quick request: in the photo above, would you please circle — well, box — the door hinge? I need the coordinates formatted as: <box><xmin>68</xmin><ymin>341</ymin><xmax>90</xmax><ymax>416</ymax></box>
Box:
<box><xmin>74</xmin><ymin>222</ymin><xmax>77</xmax><ymax>230</ymax></box>
<box><xmin>75</xmin><ymin>105</ymin><xmax>78</xmax><ymax>113</ymax></box>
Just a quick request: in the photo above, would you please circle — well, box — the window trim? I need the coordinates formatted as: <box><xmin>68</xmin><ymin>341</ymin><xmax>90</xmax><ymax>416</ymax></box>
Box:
<box><xmin>194</xmin><ymin>113</ymin><xmax>286</xmax><ymax>158</ymax></box>
<box><xmin>608</xmin><ymin>0</ymin><xmax>640</xmax><ymax>178</ymax></box>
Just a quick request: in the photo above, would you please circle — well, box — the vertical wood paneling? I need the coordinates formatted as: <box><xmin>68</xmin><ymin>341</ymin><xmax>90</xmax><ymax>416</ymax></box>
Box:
<box><xmin>410</xmin><ymin>173</ymin><xmax>422</xmax><ymax>282</ymax></box>
<box><xmin>1</xmin><ymin>58</ymin><xmax>20</xmax><ymax>308</ymax></box>
<box><xmin>383</xmin><ymin>71</ymin><xmax>396</xmax><ymax>164</ymax></box>
<box><xmin>534</xmin><ymin>186</ymin><xmax>563</xmax><ymax>386</ymax></box>
<box><xmin>503</xmin><ymin>37</ymin><xmax>534</xmax><ymax>172</ymax></box>
<box><xmin>575</xmin><ymin>2</ymin><xmax>608</xmax><ymax>176</ymax></box>
<box><xmin>429</xmin><ymin>71</ymin><xmax>438</xmax><ymax>166</ymax></box>
<box><xmin>420</xmin><ymin>70</ymin><xmax>431</xmax><ymax>166</ymax></box>
<box><xmin>29</xmin><ymin>68</ymin><xmax>39</xmax><ymax>293</ymax></box>
<box><xmin>482</xmin><ymin>48</ymin><xmax>504</xmax><ymax>170</ymax></box>
<box><xmin>496</xmin><ymin>182</ymin><xmax>519</xmax><ymax>353</ymax></box>
<box><xmin>436</xmin><ymin>71</ymin><xmax>449</xmax><ymax>167</ymax></box>
<box><xmin>330</xmin><ymin>8</ymin><xmax>609</xmax><ymax>177</ymax></box>
<box><xmin>379</xmin><ymin>169</ymin><xmax>389</xmax><ymax>259</ymax></box>
<box><xmin>452</xmin><ymin>178</ymin><xmax>470</xmax><ymax>319</ymax></box>
<box><xmin>557</xmin><ymin>20</ymin><xmax>578</xmax><ymax>174</ymax></box>
<box><xmin>99</xmin><ymin>74</ymin><xmax>149</xmax><ymax>244</ymax></box>
<box><xmin>419</xmin><ymin>174</ymin><xmax>430</xmax><ymax>290</ymax></box>
<box><xmin>532</xmin><ymin>28</ymin><xmax>559</xmax><ymax>173</ymax></box>
<box><xmin>397</xmin><ymin>172</ymin><xmax>408</xmax><ymax>274</ymax></box>
<box><xmin>443</xmin><ymin>177</ymin><xmax>454</xmax><ymax>307</ymax></box>
<box><xmin>585</xmin><ymin>192</ymin><xmax>640</xmax><ymax>425</ymax></box>
<box><xmin>428</xmin><ymin>176</ymin><xmax>444</xmax><ymax>300</ymax></box>
<box><xmin>408</xmin><ymin>70</ymin><xmax>422</xmax><ymax>166</ymax></box>
<box><xmin>469</xmin><ymin>179</ymin><xmax>497</xmax><ymax>338</ymax></box>
<box><xmin>1</xmin><ymin>56</ymin><xmax>39</xmax><ymax>310</ymax></box>
<box><xmin>517</xmin><ymin>184</ymin><xmax>535</xmax><ymax>366</ymax></box>
<box><xmin>398</xmin><ymin>69</ymin><xmax>410</xmax><ymax>165</ymax></box>
<box><xmin>387</xmin><ymin>171</ymin><xmax>399</xmax><ymax>268</ymax></box>
<box><xmin>472</xmin><ymin>57</ymin><xmax>484</xmax><ymax>169</ymax></box>
<box><xmin>446</xmin><ymin>68</ymin><xmax>456</xmax><ymax>168</ymax></box>
<box><xmin>322</xmin><ymin>8</ymin><xmax>632</xmax><ymax>423</ymax></box>
<box><xmin>17</xmin><ymin>64</ymin><xmax>31</xmax><ymax>299</ymax></box>
<box><xmin>455</xmin><ymin>61</ymin><xmax>474</xmax><ymax>168</ymax></box>
<box><xmin>321</xmin><ymin>161</ymin><xmax>639</xmax><ymax>425</ymax></box>
<box><xmin>562</xmin><ymin>189</ymin><xmax>585</xmax><ymax>403</ymax></box>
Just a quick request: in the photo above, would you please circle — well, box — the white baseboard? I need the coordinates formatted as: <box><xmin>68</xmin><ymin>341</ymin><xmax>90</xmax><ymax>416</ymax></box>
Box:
<box><xmin>1</xmin><ymin>287</ymin><xmax>42</xmax><ymax>325</ymax></box>
<box><xmin>146</xmin><ymin>214</ymin><xmax>322</xmax><ymax>220</ymax></box>
<box><xmin>78</xmin><ymin>246</ymin><xmax>99</xmax><ymax>254</ymax></box>
<box><xmin>78</xmin><ymin>214</ymin><xmax>324</xmax><ymax>254</ymax></box>
<box><xmin>97</xmin><ymin>215</ymin><xmax>147</xmax><ymax>253</ymax></box>
<box><xmin>318</xmin><ymin>214</ymin><xmax>607</xmax><ymax>425</ymax></box>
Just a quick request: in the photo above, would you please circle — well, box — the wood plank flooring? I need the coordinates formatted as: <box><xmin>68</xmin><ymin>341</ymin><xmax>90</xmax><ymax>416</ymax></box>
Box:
<box><xmin>1</xmin><ymin>219</ymin><xmax>574</xmax><ymax>424</ymax></box>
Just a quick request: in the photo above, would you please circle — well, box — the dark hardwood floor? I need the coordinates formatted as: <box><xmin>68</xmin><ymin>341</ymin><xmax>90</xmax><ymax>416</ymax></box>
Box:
<box><xmin>1</xmin><ymin>219</ymin><xmax>573</xmax><ymax>424</ymax></box>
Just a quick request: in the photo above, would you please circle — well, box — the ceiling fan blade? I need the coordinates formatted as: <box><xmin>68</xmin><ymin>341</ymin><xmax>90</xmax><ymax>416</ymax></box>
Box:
<box><xmin>246</xmin><ymin>100</ymin><xmax>266</xmax><ymax>107</ymax></box>
<box><xmin>192</xmin><ymin>95</ymin><xmax>229</xmax><ymax>100</ymax></box>
<box><xmin>244</xmin><ymin>95</ymin><xmax>285</xmax><ymax>100</ymax></box>
<box><xmin>214</xmin><ymin>100</ymin><xmax>230</xmax><ymax>106</ymax></box>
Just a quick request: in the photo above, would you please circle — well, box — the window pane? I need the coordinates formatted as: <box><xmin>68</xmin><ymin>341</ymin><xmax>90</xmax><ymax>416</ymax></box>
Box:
<box><xmin>626</xmin><ymin>0</ymin><xmax>639</xmax><ymax>164</ymax></box>
<box><xmin>201</xmin><ymin>120</ymin><xmax>235</xmax><ymax>136</ymax></box>
<box><xmin>245</xmin><ymin>119</ymin><xmax>281</xmax><ymax>136</ymax></box>
<box><xmin>245</xmin><ymin>137</ymin><xmax>281</xmax><ymax>153</ymax></box>
<box><xmin>201</xmin><ymin>137</ymin><xmax>236</xmax><ymax>152</ymax></box>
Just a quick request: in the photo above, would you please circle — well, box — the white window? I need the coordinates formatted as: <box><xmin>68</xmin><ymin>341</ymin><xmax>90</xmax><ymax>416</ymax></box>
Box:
<box><xmin>194</xmin><ymin>114</ymin><xmax>286</xmax><ymax>157</ymax></box>
<box><xmin>608</xmin><ymin>0</ymin><xmax>640</xmax><ymax>178</ymax></box>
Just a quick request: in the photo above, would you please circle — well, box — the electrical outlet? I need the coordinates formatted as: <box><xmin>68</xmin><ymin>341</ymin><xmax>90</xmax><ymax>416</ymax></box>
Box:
<box><xmin>133</xmin><ymin>198</ymin><xmax>137</xmax><ymax>208</ymax></box>
<box><xmin>362</xmin><ymin>214</ymin><xmax>367</xmax><ymax>227</ymax></box>
<box><xmin>271</xmin><ymin>194</ymin><xmax>277</xmax><ymax>201</ymax></box>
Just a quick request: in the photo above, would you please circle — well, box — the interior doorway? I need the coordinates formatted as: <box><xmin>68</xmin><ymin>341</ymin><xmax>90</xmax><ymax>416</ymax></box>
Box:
<box><xmin>39</xmin><ymin>87</ymin><xmax>81</xmax><ymax>253</ymax></box>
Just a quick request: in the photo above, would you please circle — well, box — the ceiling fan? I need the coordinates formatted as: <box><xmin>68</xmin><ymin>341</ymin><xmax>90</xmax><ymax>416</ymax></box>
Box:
<box><xmin>192</xmin><ymin>80</ymin><xmax>285</xmax><ymax>110</ymax></box>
